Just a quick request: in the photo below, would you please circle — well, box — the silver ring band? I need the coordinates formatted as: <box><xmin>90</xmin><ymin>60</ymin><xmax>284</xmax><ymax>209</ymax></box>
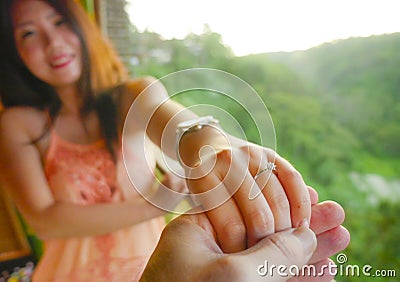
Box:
<box><xmin>254</xmin><ymin>162</ymin><xmax>276</xmax><ymax>180</ymax></box>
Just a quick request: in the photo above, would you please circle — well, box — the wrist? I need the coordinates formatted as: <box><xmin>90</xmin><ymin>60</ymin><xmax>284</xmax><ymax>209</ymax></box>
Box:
<box><xmin>176</xmin><ymin>117</ymin><xmax>230</xmax><ymax>167</ymax></box>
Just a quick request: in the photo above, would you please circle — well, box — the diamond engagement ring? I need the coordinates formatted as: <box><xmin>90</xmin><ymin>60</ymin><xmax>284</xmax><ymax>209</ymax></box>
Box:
<box><xmin>254</xmin><ymin>162</ymin><xmax>276</xmax><ymax>180</ymax></box>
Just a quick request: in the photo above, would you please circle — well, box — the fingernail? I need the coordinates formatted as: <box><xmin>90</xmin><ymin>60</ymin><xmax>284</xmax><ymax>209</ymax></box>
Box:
<box><xmin>297</xmin><ymin>218</ymin><xmax>309</xmax><ymax>228</ymax></box>
<box><xmin>293</xmin><ymin>226</ymin><xmax>316</xmax><ymax>254</ymax></box>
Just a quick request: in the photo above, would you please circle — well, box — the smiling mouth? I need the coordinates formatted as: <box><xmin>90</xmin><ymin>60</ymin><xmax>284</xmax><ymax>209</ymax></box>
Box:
<box><xmin>50</xmin><ymin>55</ymin><xmax>74</xmax><ymax>69</ymax></box>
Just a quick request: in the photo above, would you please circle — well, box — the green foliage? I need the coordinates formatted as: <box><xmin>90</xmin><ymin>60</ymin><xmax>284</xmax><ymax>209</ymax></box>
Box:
<box><xmin>128</xmin><ymin>27</ymin><xmax>400</xmax><ymax>281</ymax></box>
<box><xmin>79</xmin><ymin>0</ymin><xmax>95</xmax><ymax>19</ymax></box>
<box><xmin>17</xmin><ymin>212</ymin><xmax>43</xmax><ymax>260</ymax></box>
<box><xmin>269</xmin><ymin>34</ymin><xmax>400</xmax><ymax>158</ymax></box>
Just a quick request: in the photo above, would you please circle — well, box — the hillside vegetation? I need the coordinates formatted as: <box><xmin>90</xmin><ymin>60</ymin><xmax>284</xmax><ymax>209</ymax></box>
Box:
<box><xmin>129</xmin><ymin>29</ymin><xmax>400</xmax><ymax>281</ymax></box>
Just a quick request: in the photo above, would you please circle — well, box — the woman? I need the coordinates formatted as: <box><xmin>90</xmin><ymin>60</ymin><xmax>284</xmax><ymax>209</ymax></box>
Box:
<box><xmin>0</xmin><ymin>0</ymin><xmax>187</xmax><ymax>280</ymax></box>
<box><xmin>0</xmin><ymin>0</ymin><xmax>348</xmax><ymax>281</ymax></box>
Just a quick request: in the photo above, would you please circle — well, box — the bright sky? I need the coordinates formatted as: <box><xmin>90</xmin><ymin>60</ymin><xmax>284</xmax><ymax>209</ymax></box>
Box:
<box><xmin>126</xmin><ymin>0</ymin><xmax>399</xmax><ymax>56</ymax></box>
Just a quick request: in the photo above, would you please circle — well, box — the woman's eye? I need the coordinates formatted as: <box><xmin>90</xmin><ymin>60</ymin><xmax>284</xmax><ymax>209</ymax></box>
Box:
<box><xmin>21</xmin><ymin>31</ymin><xmax>34</xmax><ymax>39</ymax></box>
<box><xmin>55</xmin><ymin>18</ymin><xmax>66</xmax><ymax>26</ymax></box>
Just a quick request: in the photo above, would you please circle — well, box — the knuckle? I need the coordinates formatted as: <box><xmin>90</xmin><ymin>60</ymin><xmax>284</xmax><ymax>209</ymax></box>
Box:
<box><xmin>219</xmin><ymin>217</ymin><xmax>246</xmax><ymax>244</ymax></box>
<box><xmin>269</xmin><ymin>192</ymin><xmax>290</xmax><ymax>211</ymax></box>
<box><xmin>215</xmin><ymin>150</ymin><xmax>233</xmax><ymax>173</ymax></box>
<box><xmin>283</xmin><ymin>168</ymin><xmax>303</xmax><ymax>182</ymax></box>
<box><xmin>245</xmin><ymin>208</ymin><xmax>274</xmax><ymax>241</ymax></box>
<box><xmin>264</xmin><ymin>147</ymin><xmax>275</xmax><ymax>156</ymax></box>
<box><xmin>239</xmin><ymin>144</ymin><xmax>251</xmax><ymax>152</ymax></box>
<box><xmin>216</xmin><ymin>149</ymin><xmax>232</xmax><ymax>162</ymax></box>
<box><xmin>246</xmin><ymin>208</ymin><xmax>273</xmax><ymax>231</ymax></box>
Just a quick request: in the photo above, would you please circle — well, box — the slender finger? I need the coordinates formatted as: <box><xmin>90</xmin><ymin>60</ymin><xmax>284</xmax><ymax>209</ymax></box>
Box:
<box><xmin>308</xmin><ymin>186</ymin><xmax>318</xmax><ymax>205</ymax></box>
<box><xmin>225</xmin><ymin>168</ymin><xmax>275</xmax><ymax>248</ymax></box>
<box><xmin>186</xmin><ymin>149</ymin><xmax>250</xmax><ymax>253</ymax></box>
<box><xmin>233</xmin><ymin>178</ymin><xmax>275</xmax><ymax>248</ymax></box>
<box><xmin>310</xmin><ymin>201</ymin><xmax>345</xmax><ymax>235</ymax></box>
<box><xmin>309</xmin><ymin>226</ymin><xmax>350</xmax><ymax>264</ymax></box>
<box><xmin>259</xmin><ymin>173</ymin><xmax>291</xmax><ymax>232</ymax></box>
<box><xmin>247</xmin><ymin>146</ymin><xmax>291</xmax><ymax>232</ymax></box>
<box><xmin>268</xmin><ymin>150</ymin><xmax>311</xmax><ymax>228</ymax></box>
<box><xmin>206</xmin><ymin>199</ymin><xmax>246</xmax><ymax>253</ymax></box>
<box><xmin>188</xmin><ymin>172</ymin><xmax>246</xmax><ymax>253</ymax></box>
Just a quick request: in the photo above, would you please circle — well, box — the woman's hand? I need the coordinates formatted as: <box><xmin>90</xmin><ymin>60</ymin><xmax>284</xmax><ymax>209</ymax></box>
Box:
<box><xmin>185</xmin><ymin>141</ymin><xmax>311</xmax><ymax>253</ymax></box>
<box><xmin>124</xmin><ymin>78</ymin><xmax>340</xmax><ymax>256</ymax></box>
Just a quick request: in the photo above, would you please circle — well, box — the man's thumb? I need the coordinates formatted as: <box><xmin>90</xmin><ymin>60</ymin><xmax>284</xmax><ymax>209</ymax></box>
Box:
<box><xmin>249</xmin><ymin>226</ymin><xmax>317</xmax><ymax>281</ymax></box>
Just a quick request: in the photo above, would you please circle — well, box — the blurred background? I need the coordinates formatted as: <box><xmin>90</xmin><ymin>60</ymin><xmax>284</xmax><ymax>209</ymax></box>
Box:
<box><xmin>122</xmin><ymin>1</ymin><xmax>400</xmax><ymax>281</ymax></box>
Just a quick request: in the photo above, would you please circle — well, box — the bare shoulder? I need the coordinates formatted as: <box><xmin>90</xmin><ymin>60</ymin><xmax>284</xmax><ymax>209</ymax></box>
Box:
<box><xmin>124</xmin><ymin>76</ymin><xmax>159</xmax><ymax>95</ymax></box>
<box><xmin>0</xmin><ymin>107</ymin><xmax>47</xmax><ymax>144</ymax></box>
<box><xmin>118</xmin><ymin>77</ymin><xmax>156</xmax><ymax>112</ymax></box>
<box><xmin>117</xmin><ymin>77</ymin><xmax>168</xmax><ymax>126</ymax></box>
<box><xmin>122</xmin><ymin>76</ymin><xmax>168</xmax><ymax>102</ymax></box>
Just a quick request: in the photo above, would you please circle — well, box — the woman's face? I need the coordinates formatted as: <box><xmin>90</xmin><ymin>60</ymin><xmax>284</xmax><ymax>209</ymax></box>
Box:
<box><xmin>12</xmin><ymin>0</ymin><xmax>82</xmax><ymax>91</ymax></box>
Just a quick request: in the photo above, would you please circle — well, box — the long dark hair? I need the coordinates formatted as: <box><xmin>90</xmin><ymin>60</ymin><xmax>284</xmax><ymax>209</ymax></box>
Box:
<box><xmin>0</xmin><ymin>0</ymin><xmax>128</xmax><ymax>159</ymax></box>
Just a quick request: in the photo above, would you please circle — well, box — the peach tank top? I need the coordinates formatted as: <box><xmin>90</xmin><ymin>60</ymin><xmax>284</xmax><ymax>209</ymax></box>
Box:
<box><xmin>32</xmin><ymin>130</ymin><xmax>165</xmax><ymax>282</ymax></box>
